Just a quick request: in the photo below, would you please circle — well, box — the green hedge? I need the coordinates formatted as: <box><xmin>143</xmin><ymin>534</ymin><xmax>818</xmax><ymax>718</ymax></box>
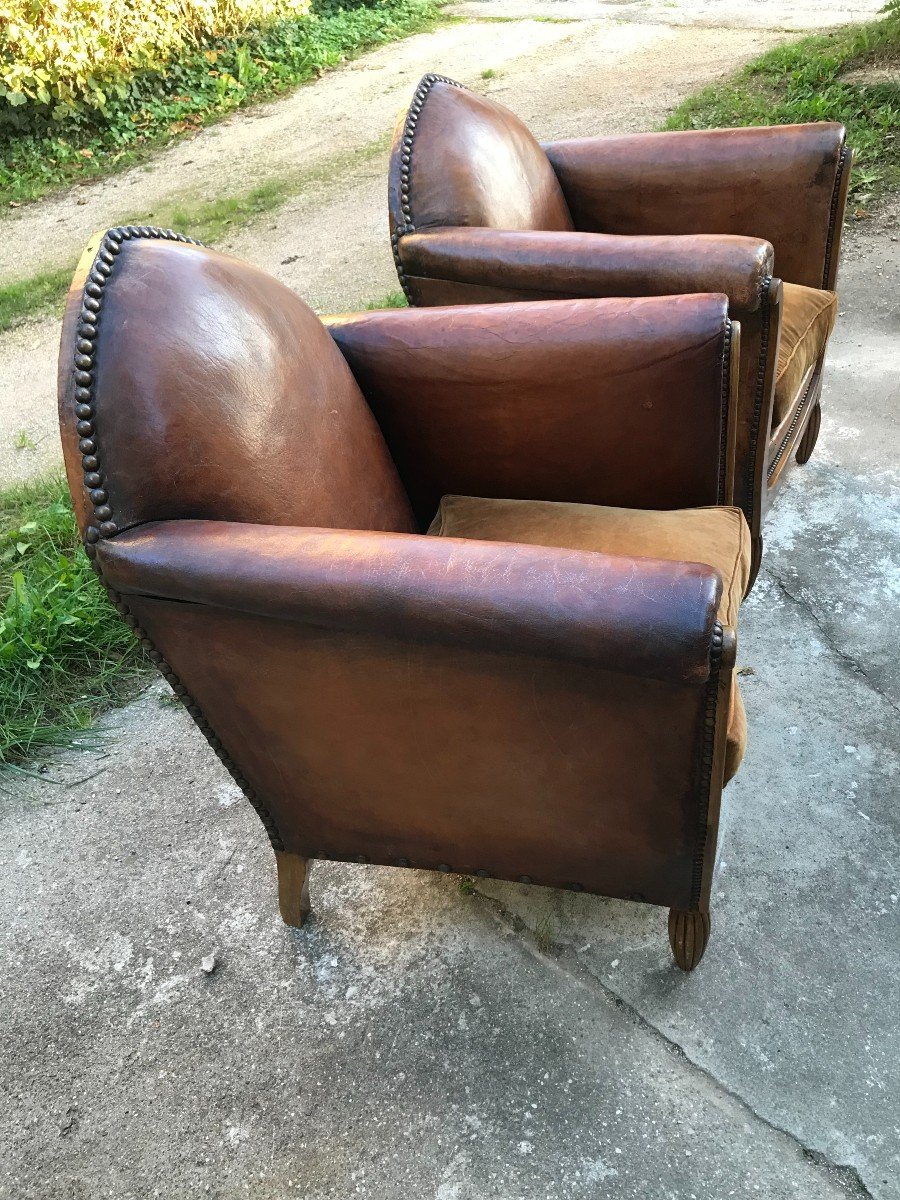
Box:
<box><xmin>0</xmin><ymin>0</ymin><xmax>439</xmax><ymax>203</ymax></box>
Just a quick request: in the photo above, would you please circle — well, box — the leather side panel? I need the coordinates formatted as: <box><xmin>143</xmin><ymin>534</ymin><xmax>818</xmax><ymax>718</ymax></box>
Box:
<box><xmin>128</xmin><ymin>594</ymin><xmax>714</xmax><ymax>910</ymax></box>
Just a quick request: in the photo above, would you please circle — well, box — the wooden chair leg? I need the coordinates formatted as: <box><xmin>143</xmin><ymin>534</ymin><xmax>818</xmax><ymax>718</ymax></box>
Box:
<box><xmin>668</xmin><ymin>908</ymin><xmax>711</xmax><ymax>971</ymax></box>
<box><xmin>747</xmin><ymin>535</ymin><xmax>763</xmax><ymax>592</ymax></box>
<box><xmin>275</xmin><ymin>851</ymin><xmax>311</xmax><ymax>928</ymax></box>
<box><xmin>795</xmin><ymin>400</ymin><xmax>822</xmax><ymax>465</ymax></box>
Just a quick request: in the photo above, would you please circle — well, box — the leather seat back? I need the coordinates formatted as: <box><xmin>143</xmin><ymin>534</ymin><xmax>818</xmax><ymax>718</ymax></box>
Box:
<box><xmin>58</xmin><ymin>231</ymin><xmax>416</xmax><ymax>545</ymax></box>
<box><xmin>389</xmin><ymin>76</ymin><xmax>573</xmax><ymax>236</ymax></box>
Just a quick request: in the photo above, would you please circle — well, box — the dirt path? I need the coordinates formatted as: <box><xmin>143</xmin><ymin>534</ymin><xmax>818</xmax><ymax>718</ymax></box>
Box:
<box><xmin>0</xmin><ymin>0</ymin><xmax>884</xmax><ymax>485</ymax></box>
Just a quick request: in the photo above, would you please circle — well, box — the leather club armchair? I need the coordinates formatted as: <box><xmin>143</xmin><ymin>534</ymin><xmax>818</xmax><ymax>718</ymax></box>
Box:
<box><xmin>60</xmin><ymin>226</ymin><xmax>753</xmax><ymax>970</ymax></box>
<box><xmin>388</xmin><ymin>74</ymin><xmax>852</xmax><ymax>582</ymax></box>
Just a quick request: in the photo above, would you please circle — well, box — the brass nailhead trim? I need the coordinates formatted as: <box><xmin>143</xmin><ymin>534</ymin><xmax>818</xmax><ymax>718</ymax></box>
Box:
<box><xmin>744</xmin><ymin>275</ymin><xmax>773</xmax><ymax>527</ymax></box>
<box><xmin>690</xmin><ymin>621</ymin><xmax>724</xmax><ymax>907</ymax></box>
<box><xmin>767</xmin><ymin>367</ymin><xmax>818</xmax><ymax>481</ymax></box>
<box><xmin>69</xmin><ymin>225</ymin><xmax>285</xmax><ymax>852</ymax></box>
<box><xmin>390</xmin><ymin>72</ymin><xmax>464</xmax><ymax>302</ymax></box>
<box><xmin>717</xmin><ymin>316</ymin><xmax>732</xmax><ymax>505</ymax></box>
<box><xmin>823</xmin><ymin>144</ymin><xmax>851</xmax><ymax>289</ymax></box>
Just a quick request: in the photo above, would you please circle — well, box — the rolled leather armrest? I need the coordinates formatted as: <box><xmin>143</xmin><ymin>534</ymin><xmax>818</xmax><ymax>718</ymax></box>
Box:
<box><xmin>97</xmin><ymin>521</ymin><xmax>725</xmax><ymax>685</ymax></box>
<box><xmin>544</xmin><ymin>123</ymin><xmax>848</xmax><ymax>290</ymax></box>
<box><xmin>398</xmin><ymin>226</ymin><xmax>773</xmax><ymax>312</ymax></box>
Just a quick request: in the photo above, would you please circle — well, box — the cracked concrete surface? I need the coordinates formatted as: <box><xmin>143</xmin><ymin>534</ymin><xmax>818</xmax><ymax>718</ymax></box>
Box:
<box><xmin>1</xmin><ymin>2</ymin><xmax>899</xmax><ymax>1196</ymax></box>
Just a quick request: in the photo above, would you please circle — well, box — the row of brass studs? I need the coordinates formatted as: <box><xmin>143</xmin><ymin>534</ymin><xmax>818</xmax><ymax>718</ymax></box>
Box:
<box><xmin>75</xmin><ymin>226</ymin><xmax>200</xmax><ymax>557</ymax></box>
<box><xmin>822</xmin><ymin>144</ymin><xmax>851</xmax><ymax>288</ymax></box>
<box><xmin>390</xmin><ymin>72</ymin><xmax>463</xmax><ymax>301</ymax></box>
<box><xmin>742</xmin><ymin>275</ymin><xmax>773</xmax><ymax>528</ymax></box>
<box><xmin>717</xmin><ymin>317</ymin><xmax>733</xmax><ymax>504</ymax></box>
<box><xmin>72</xmin><ymin>225</ymin><xmax>285</xmax><ymax>851</ymax></box>
<box><xmin>690</xmin><ymin>620</ymin><xmax>724</xmax><ymax>907</ymax></box>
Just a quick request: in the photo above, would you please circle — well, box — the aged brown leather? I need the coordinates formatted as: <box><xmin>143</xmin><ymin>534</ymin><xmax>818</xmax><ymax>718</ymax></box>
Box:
<box><xmin>389</xmin><ymin>75</ymin><xmax>573</xmax><ymax>238</ymax></box>
<box><xmin>59</xmin><ymin>233</ymin><xmax>416</xmax><ymax>541</ymax></box>
<box><xmin>59</xmin><ymin>228</ymin><xmax>743</xmax><ymax>961</ymax></box>
<box><xmin>120</xmin><ymin>592</ymin><xmax>732</xmax><ymax>910</ymax></box>
<box><xmin>399</xmin><ymin>227</ymin><xmax>773</xmax><ymax>312</ymax></box>
<box><xmin>544</xmin><ymin>124</ymin><xmax>846</xmax><ymax>290</ymax></box>
<box><xmin>427</xmin><ymin>494</ymin><xmax>751</xmax><ymax>781</ymax></box>
<box><xmin>389</xmin><ymin>76</ymin><xmax>852</xmax><ymax>579</ymax></box>
<box><xmin>327</xmin><ymin>293</ymin><xmax>735</xmax><ymax>528</ymax></box>
<box><xmin>98</xmin><ymin>521</ymin><xmax>723</xmax><ymax>684</ymax></box>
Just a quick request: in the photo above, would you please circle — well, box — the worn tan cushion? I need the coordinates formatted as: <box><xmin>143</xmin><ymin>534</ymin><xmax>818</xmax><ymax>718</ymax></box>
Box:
<box><xmin>773</xmin><ymin>283</ymin><xmax>837</xmax><ymax>425</ymax></box>
<box><xmin>429</xmin><ymin>495</ymin><xmax>749</xmax><ymax>781</ymax></box>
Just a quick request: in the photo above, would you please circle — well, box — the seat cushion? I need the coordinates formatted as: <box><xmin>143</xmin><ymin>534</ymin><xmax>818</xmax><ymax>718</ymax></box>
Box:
<box><xmin>429</xmin><ymin>494</ymin><xmax>749</xmax><ymax>781</ymax></box>
<box><xmin>773</xmin><ymin>283</ymin><xmax>837</xmax><ymax>425</ymax></box>
<box><xmin>429</xmin><ymin>495</ymin><xmax>750</xmax><ymax>624</ymax></box>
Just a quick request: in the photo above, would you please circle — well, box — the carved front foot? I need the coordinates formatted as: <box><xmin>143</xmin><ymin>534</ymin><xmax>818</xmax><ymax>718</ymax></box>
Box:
<box><xmin>668</xmin><ymin>908</ymin><xmax>711</xmax><ymax>971</ymax></box>
<box><xmin>276</xmin><ymin>851</ymin><xmax>311</xmax><ymax>928</ymax></box>
<box><xmin>795</xmin><ymin>401</ymin><xmax>822</xmax><ymax>465</ymax></box>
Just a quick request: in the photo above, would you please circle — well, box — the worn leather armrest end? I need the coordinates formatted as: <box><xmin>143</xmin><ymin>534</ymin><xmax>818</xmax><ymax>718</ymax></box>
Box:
<box><xmin>97</xmin><ymin>521</ymin><xmax>727</xmax><ymax>685</ymax></box>
<box><xmin>395</xmin><ymin>226</ymin><xmax>773</xmax><ymax>312</ymax></box>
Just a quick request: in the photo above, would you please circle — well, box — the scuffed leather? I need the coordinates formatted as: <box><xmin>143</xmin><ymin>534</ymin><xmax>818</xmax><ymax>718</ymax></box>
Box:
<box><xmin>398</xmin><ymin>226</ymin><xmax>773</xmax><ymax>312</ymax></box>
<box><xmin>327</xmin><ymin>294</ymin><xmax>733</xmax><ymax>528</ymax></box>
<box><xmin>97</xmin><ymin>520</ymin><xmax>722</xmax><ymax>685</ymax></box>
<box><xmin>59</xmin><ymin>237</ymin><xmax>416</xmax><ymax>541</ymax></box>
<box><xmin>388</xmin><ymin>82</ymin><xmax>849</xmax><ymax>552</ymax></box>
<box><xmin>390</xmin><ymin>79</ymin><xmax>573</xmax><ymax>236</ymax></box>
<box><xmin>126</xmin><ymin>589</ymin><xmax>728</xmax><ymax>908</ymax></box>
<box><xmin>59</xmin><ymin>235</ymin><xmax>742</xmax><ymax>913</ymax></box>
<box><xmin>545</xmin><ymin>123</ymin><xmax>846</xmax><ymax>289</ymax></box>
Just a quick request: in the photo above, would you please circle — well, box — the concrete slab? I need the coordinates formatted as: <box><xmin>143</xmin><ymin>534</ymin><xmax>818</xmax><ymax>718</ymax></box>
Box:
<box><xmin>0</xmin><ymin>685</ymin><xmax>879</xmax><ymax>1199</ymax></box>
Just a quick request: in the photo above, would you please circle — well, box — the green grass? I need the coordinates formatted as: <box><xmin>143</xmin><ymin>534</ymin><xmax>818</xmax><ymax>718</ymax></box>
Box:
<box><xmin>0</xmin><ymin>478</ymin><xmax>148</xmax><ymax>768</ymax></box>
<box><xmin>0</xmin><ymin>133</ymin><xmax>393</xmax><ymax>333</ymax></box>
<box><xmin>0</xmin><ymin>266</ymin><xmax>74</xmax><ymax>332</ymax></box>
<box><xmin>365</xmin><ymin>290</ymin><xmax>408</xmax><ymax>309</ymax></box>
<box><xmin>665</xmin><ymin>14</ymin><xmax>900</xmax><ymax>201</ymax></box>
<box><xmin>0</xmin><ymin>0</ymin><xmax>442</xmax><ymax>208</ymax></box>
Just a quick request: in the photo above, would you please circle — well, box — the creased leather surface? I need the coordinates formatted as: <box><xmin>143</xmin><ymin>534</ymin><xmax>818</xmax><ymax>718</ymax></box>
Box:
<box><xmin>399</xmin><ymin>80</ymin><xmax>573</xmax><ymax>234</ymax></box>
<box><xmin>545</xmin><ymin>123</ymin><xmax>846</xmax><ymax>289</ymax></box>
<box><xmin>97</xmin><ymin>520</ymin><xmax>722</xmax><ymax>684</ymax></box>
<box><xmin>328</xmin><ymin>294</ymin><xmax>731</xmax><ymax>528</ymax></box>
<box><xmin>399</xmin><ymin>226</ymin><xmax>773</xmax><ymax>312</ymax></box>
<box><xmin>124</xmin><ymin>590</ymin><xmax>711</xmax><ymax>909</ymax></box>
<box><xmin>69</xmin><ymin>238</ymin><xmax>415</xmax><ymax>537</ymax></box>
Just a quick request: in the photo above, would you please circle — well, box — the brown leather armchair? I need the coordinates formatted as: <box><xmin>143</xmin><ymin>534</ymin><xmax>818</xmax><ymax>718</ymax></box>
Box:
<box><xmin>388</xmin><ymin>75</ymin><xmax>852</xmax><ymax>582</ymax></box>
<box><xmin>60</xmin><ymin>226</ymin><xmax>753</xmax><ymax>970</ymax></box>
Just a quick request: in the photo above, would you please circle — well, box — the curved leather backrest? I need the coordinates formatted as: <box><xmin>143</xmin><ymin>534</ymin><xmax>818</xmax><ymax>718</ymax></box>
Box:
<box><xmin>58</xmin><ymin>229</ymin><xmax>416</xmax><ymax>548</ymax></box>
<box><xmin>389</xmin><ymin>75</ymin><xmax>573</xmax><ymax>236</ymax></box>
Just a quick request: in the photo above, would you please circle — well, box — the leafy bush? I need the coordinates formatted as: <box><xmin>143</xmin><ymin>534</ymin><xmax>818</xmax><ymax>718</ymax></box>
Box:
<box><xmin>0</xmin><ymin>0</ymin><xmax>313</xmax><ymax>130</ymax></box>
<box><xmin>0</xmin><ymin>0</ymin><xmax>439</xmax><ymax>203</ymax></box>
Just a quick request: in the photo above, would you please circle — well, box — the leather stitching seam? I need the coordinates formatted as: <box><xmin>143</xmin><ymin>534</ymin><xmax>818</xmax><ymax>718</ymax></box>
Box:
<box><xmin>690</xmin><ymin>620</ymin><xmax>724</xmax><ymax>909</ymax></box>
<box><xmin>744</xmin><ymin>275</ymin><xmax>772</xmax><ymax>529</ymax></box>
